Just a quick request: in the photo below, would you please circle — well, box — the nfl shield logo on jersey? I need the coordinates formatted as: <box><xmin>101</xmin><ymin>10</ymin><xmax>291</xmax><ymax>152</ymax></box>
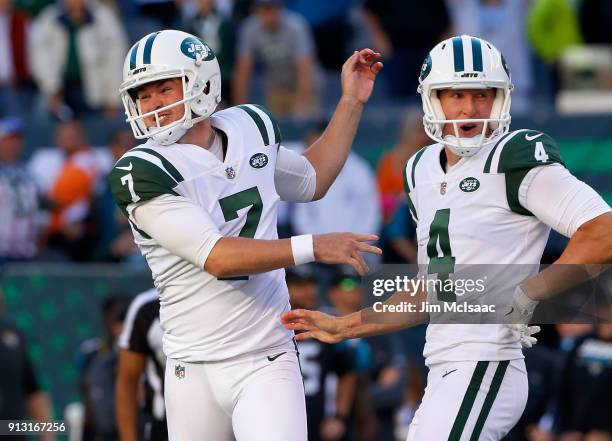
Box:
<box><xmin>440</xmin><ymin>182</ymin><xmax>447</xmax><ymax>195</ymax></box>
<box><xmin>225</xmin><ymin>167</ymin><xmax>236</xmax><ymax>180</ymax></box>
<box><xmin>175</xmin><ymin>364</ymin><xmax>185</xmax><ymax>379</ymax></box>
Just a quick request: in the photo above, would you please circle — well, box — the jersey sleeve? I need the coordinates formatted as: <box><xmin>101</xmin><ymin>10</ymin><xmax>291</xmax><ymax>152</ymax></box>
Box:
<box><xmin>109</xmin><ymin>155</ymin><xmax>180</xmax><ymax>215</ymax></box>
<box><xmin>236</xmin><ymin>104</ymin><xmax>282</xmax><ymax>147</ymax></box>
<box><xmin>496</xmin><ymin>130</ymin><xmax>565</xmax><ymax>215</ymax></box>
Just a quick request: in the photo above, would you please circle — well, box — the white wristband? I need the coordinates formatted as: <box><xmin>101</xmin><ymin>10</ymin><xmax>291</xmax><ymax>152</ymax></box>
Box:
<box><xmin>291</xmin><ymin>234</ymin><xmax>315</xmax><ymax>265</ymax></box>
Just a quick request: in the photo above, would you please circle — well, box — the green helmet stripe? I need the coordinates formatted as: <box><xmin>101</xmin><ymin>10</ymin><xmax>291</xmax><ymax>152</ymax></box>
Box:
<box><xmin>471</xmin><ymin>38</ymin><xmax>483</xmax><ymax>72</ymax></box>
<box><xmin>142</xmin><ymin>32</ymin><xmax>160</xmax><ymax>65</ymax></box>
<box><xmin>452</xmin><ymin>36</ymin><xmax>464</xmax><ymax>72</ymax></box>
<box><xmin>129</xmin><ymin>43</ymin><xmax>139</xmax><ymax>70</ymax></box>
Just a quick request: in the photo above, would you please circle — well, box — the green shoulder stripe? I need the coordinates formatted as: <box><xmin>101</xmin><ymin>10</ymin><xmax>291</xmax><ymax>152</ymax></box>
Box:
<box><xmin>131</xmin><ymin>147</ymin><xmax>184</xmax><ymax>182</ymax></box>
<box><xmin>410</xmin><ymin>147</ymin><xmax>427</xmax><ymax>189</ymax></box>
<box><xmin>498</xmin><ymin>130</ymin><xmax>565</xmax><ymax>215</ymax></box>
<box><xmin>483</xmin><ymin>130</ymin><xmax>515</xmax><ymax>173</ymax></box>
<box><xmin>253</xmin><ymin>104</ymin><xmax>282</xmax><ymax>145</ymax></box>
<box><xmin>402</xmin><ymin>161</ymin><xmax>417</xmax><ymax>221</ymax></box>
<box><xmin>238</xmin><ymin>105</ymin><xmax>270</xmax><ymax>145</ymax></box>
<box><xmin>109</xmin><ymin>156</ymin><xmax>178</xmax><ymax>214</ymax></box>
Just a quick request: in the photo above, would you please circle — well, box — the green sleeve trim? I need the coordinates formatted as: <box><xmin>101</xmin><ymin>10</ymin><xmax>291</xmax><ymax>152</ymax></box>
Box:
<box><xmin>109</xmin><ymin>156</ymin><xmax>178</xmax><ymax>214</ymax></box>
<box><xmin>498</xmin><ymin>130</ymin><xmax>565</xmax><ymax>215</ymax></box>
<box><xmin>238</xmin><ymin>105</ymin><xmax>270</xmax><ymax>145</ymax></box>
<box><xmin>131</xmin><ymin>147</ymin><xmax>184</xmax><ymax>182</ymax></box>
<box><xmin>253</xmin><ymin>104</ymin><xmax>282</xmax><ymax>145</ymax></box>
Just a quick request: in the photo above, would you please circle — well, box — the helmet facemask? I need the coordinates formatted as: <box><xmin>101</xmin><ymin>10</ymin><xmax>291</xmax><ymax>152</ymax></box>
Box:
<box><xmin>418</xmin><ymin>35</ymin><xmax>514</xmax><ymax>157</ymax></box>
<box><xmin>422</xmin><ymin>85</ymin><xmax>512</xmax><ymax>157</ymax></box>
<box><xmin>120</xmin><ymin>30</ymin><xmax>222</xmax><ymax>146</ymax></box>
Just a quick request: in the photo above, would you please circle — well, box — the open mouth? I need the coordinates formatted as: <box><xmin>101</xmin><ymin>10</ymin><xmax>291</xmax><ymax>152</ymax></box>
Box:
<box><xmin>458</xmin><ymin>123</ymin><xmax>478</xmax><ymax>136</ymax></box>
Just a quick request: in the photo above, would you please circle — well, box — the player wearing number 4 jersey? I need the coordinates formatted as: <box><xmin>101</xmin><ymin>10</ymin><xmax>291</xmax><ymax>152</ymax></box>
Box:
<box><xmin>108</xmin><ymin>29</ymin><xmax>383</xmax><ymax>441</ymax></box>
<box><xmin>282</xmin><ymin>35</ymin><xmax>612</xmax><ymax>441</ymax></box>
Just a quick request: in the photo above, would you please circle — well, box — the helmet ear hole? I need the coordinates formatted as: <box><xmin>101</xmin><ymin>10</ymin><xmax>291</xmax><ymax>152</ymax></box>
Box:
<box><xmin>204</xmin><ymin>81</ymin><xmax>210</xmax><ymax>95</ymax></box>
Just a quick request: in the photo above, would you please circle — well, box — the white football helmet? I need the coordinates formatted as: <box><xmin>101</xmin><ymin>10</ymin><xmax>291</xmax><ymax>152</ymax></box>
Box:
<box><xmin>418</xmin><ymin>35</ymin><xmax>513</xmax><ymax>157</ymax></box>
<box><xmin>120</xmin><ymin>29</ymin><xmax>221</xmax><ymax>146</ymax></box>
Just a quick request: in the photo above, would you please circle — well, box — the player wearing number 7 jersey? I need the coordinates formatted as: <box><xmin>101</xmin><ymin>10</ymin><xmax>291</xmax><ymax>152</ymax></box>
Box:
<box><xmin>108</xmin><ymin>30</ymin><xmax>383</xmax><ymax>441</ymax></box>
<box><xmin>282</xmin><ymin>35</ymin><xmax>612</xmax><ymax>440</ymax></box>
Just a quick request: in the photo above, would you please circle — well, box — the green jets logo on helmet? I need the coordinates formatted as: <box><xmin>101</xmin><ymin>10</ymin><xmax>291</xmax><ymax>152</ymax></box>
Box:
<box><xmin>419</xmin><ymin>54</ymin><xmax>432</xmax><ymax>82</ymax></box>
<box><xmin>180</xmin><ymin>37</ymin><xmax>215</xmax><ymax>61</ymax></box>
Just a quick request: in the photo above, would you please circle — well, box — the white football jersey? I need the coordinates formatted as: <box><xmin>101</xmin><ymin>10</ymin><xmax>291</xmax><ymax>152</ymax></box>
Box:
<box><xmin>110</xmin><ymin>104</ymin><xmax>293</xmax><ymax>362</ymax></box>
<box><xmin>404</xmin><ymin>129</ymin><xmax>565</xmax><ymax>364</ymax></box>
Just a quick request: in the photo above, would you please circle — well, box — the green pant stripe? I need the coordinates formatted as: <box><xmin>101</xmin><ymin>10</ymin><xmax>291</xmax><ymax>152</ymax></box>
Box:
<box><xmin>452</xmin><ymin>36</ymin><xmax>464</xmax><ymax>72</ymax></box>
<box><xmin>238</xmin><ymin>105</ymin><xmax>270</xmax><ymax>145</ymax></box>
<box><xmin>448</xmin><ymin>361</ymin><xmax>489</xmax><ymax>441</ymax></box>
<box><xmin>131</xmin><ymin>147</ymin><xmax>184</xmax><ymax>182</ymax></box>
<box><xmin>253</xmin><ymin>104</ymin><xmax>281</xmax><ymax>145</ymax></box>
<box><xmin>469</xmin><ymin>361</ymin><xmax>509</xmax><ymax>441</ymax></box>
<box><xmin>142</xmin><ymin>32</ymin><xmax>160</xmax><ymax>65</ymax></box>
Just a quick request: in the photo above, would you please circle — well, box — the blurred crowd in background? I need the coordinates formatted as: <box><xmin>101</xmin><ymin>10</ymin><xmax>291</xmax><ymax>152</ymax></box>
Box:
<box><xmin>1</xmin><ymin>0</ymin><xmax>612</xmax><ymax>266</ymax></box>
<box><xmin>1</xmin><ymin>0</ymin><xmax>611</xmax><ymax>440</ymax></box>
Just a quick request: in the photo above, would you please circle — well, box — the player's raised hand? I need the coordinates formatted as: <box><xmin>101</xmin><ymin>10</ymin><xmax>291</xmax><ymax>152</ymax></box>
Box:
<box><xmin>341</xmin><ymin>49</ymin><xmax>383</xmax><ymax>104</ymax></box>
<box><xmin>313</xmin><ymin>233</ymin><xmax>382</xmax><ymax>276</ymax></box>
<box><xmin>281</xmin><ymin>309</ymin><xmax>345</xmax><ymax>343</ymax></box>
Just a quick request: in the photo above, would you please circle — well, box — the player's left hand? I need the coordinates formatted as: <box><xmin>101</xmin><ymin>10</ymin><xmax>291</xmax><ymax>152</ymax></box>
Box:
<box><xmin>341</xmin><ymin>48</ymin><xmax>383</xmax><ymax>104</ymax></box>
<box><xmin>507</xmin><ymin>324</ymin><xmax>541</xmax><ymax>348</ymax></box>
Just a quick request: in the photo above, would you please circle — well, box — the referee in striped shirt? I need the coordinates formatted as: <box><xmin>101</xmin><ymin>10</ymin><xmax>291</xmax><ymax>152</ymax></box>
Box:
<box><xmin>116</xmin><ymin>289</ymin><xmax>167</xmax><ymax>441</ymax></box>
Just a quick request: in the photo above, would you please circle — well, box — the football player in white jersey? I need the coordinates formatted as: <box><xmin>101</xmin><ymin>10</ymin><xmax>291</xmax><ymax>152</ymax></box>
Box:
<box><xmin>108</xmin><ymin>29</ymin><xmax>383</xmax><ymax>441</ymax></box>
<box><xmin>282</xmin><ymin>35</ymin><xmax>612</xmax><ymax>440</ymax></box>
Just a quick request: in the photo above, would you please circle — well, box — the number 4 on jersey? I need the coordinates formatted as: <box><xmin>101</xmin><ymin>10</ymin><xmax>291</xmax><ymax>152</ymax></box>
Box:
<box><xmin>534</xmin><ymin>141</ymin><xmax>549</xmax><ymax>163</ymax></box>
<box><xmin>427</xmin><ymin>209</ymin><xmax>456</xmax><ymax>302</ymax></box>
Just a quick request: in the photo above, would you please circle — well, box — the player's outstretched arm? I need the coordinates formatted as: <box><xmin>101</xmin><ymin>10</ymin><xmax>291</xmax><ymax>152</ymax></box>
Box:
<box><xmin>281</xmin><ymin>284</ymin><xmax>429</xmax><ymax>342</ymax></box>
<box><xmin>205</xmin><ymin>233</ymin><xmax>382</xmax><ymax>277</ymax></box>
<box><xmin>303</xmin><ymin>49</ymin><xmax>383</xmax><ymax>200</ymax></box>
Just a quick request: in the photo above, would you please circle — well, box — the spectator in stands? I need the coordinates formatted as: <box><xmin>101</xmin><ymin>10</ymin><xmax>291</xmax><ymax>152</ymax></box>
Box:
<box><xmin>381</xmin><ymin>201</ymin><xmax>417</xmax><ymax>264</ymax></box>
<box><xmin>0</xmin><ymin>0</ymin><xmax>35</xmax><ymax>117</ymax></box>
<box><xmin>287</xmin><ymin>268</ymin><xmax>359</xmax><ymax>441</ymax></box>
<box><xmin>376</xmin><ymin>109</ymin><xmax>429</xmax><ymax>223</ymax></box>
<box><xmin>447</xmin><ymin>0</ymin><xmax>533</xmax><ymax>114</ymax></box>
<box><xmin>232</xmin><ymin>0</ymin><xmax>318</xmax><ymax>118</ymax></box>
<box><xmin>134</xmin><ymin>0</ymin><xmax>180</xmax><ymax>31</ymax></box>
<box><xmin>183</xmin><ymin>0</ymin><xmax>235</xmax><ymax>105</ymax></box>
<box><xmin>362</xmin><ymin>0</ymin><xmax>450</xmax><ymax>102</ymax></box>
<box><xmin>28</xmin><ymin>0</ymin><xmax>127</xmax><ymax>119</ymax></box>
<box><xmin>292</xmin><ymin>123</ymin><xmax>382</xmax><ymax>265</ymax></box>
<box><xmin>77</xmin><ymin>295</ymin><xmax>131</xmax><ymax>441</ymax></box>
<box><xmin>326</xmin><ymin>272</ymin><xmax>377</xmax><ymax>441</ymax></box>
<box><xmin>504</xmin><ymin>342</ymin><xmax>561</xmax><ymax>441</ymax></box>
<box><xmin>554</xmin><ymin>317</ymin><xmax>612</xmax><ymax>441</ymax></box>
<box><xmin>0</xmin><ymin>289</ymin><xmax>56</xmax><ymax>441</ymax></box>
<box><xmin>94</xmin><ymin>128</ymin><xmax>142</xmax><ymax>264</ymax></box>
<box><xmin>116</xmin><ymin>289</ymin><xmax>166</xmax><ymax>441</ymax></box>
<box><xmin>0</xmin><ymin>117</ymin><xmax>40</xmax><ymax>263</ymax></box>
<box><xmin>29</xmin><ymin>120</ymin><xmax>103</xmax><ymax>261</ymax></box>
<box><xmin>578</xmin><ymin>0</ymin><xmax>612</xmax><ymax>44</ymax></box>
<box><xmin>526</xmin><ymin>0</ymin><xmax>583</xmax><ymax>107</ymax></box>
<box><xmin>286</xmin><ymin>0</ymin><xmax>355</xmax><ymax>71</ymax></box>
